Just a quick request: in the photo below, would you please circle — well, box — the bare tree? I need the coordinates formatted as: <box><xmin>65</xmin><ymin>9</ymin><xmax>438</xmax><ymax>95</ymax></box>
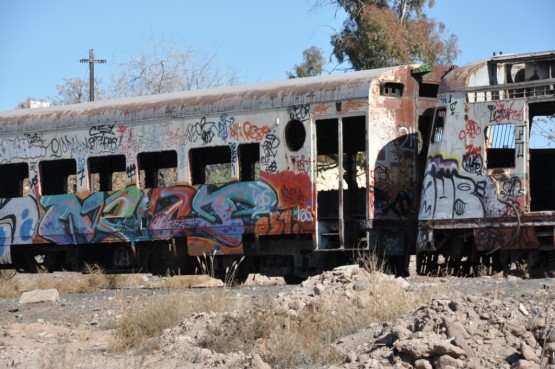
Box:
<box><xmin>49</xmin><ymin>77</ymin><xmax>105</xmax><ymax>105</ymax></box>
<box><xmin>49</xmin><ymin>36</ymin><xmax>238</xmax><ymax>105</ymax></box>
<box><xmin>110</xmin><ymin>36</ymin><xmax>238</xmax><ymax>97</ymax></box>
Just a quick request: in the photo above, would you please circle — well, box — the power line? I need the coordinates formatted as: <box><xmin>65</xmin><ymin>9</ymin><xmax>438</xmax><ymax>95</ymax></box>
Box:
<box><xmin>80</xmin><ymin>49</ymin><xmax>106</xmax><ymax>102</ymax></box>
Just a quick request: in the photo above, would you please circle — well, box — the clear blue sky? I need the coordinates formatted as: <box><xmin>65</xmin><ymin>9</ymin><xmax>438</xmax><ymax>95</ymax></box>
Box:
<box><xmin>0</xmin><ymin>0</ymin><xmax>553</xmax><ymax>112</ymax></box>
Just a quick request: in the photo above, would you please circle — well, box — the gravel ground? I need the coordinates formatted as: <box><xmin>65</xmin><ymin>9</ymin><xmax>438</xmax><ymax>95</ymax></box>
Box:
<box><xmin>1</xmin><ymin>271</ymin><xmax>555</xmax><ymax>369</ymax></box>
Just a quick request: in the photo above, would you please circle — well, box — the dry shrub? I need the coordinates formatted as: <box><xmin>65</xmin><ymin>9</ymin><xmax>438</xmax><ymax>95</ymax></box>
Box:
<box><xmin>199</xmin><ymin>256</ymin><xmax>447</xmax><ymax>369</ymax></box>
<box><xmin>200</xmin><ymin>299</ymin><xmax>343</xmax><ymax>368</ymax></box>
<box><xmin>112</xmin><ymin>288</ymin><xmax>242</xmax><ymax>351</ymax></box>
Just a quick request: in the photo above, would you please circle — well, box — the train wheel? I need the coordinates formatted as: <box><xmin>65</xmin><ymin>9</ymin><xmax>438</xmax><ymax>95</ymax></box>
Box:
<box><xmin>112</xmin><ymin>245</ymin><xmax>134</xmax><ymax>269</ymax></box>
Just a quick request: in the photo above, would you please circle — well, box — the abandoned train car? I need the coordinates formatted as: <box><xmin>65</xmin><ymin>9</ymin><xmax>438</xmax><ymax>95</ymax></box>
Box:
<box><xmin>417</xmin><ymin>50</ymin><xmax>555</xmax><ymax>275</ymax></box>
<box><xmin>0</xmin><ymin>64</ymin><xmax>447</xmax><ymax>278</ymax></box>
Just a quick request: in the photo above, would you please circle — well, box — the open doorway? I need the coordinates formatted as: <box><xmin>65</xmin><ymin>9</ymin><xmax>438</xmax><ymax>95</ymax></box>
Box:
<box><xmin>529</xmin><ymin>101</ymin><xmax>555</xmax><ymax>211</ymax></box>
<box><xmin>315</xmin><ymin>116</ymin><xmax>366</xmax><ymax>249</ymax></box>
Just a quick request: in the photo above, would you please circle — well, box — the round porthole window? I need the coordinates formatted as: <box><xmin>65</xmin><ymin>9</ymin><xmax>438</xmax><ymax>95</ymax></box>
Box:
<box><xmin>284</xmin><ymin>119</ymin><xmax>306</xmax><ymax>152</ymax></box>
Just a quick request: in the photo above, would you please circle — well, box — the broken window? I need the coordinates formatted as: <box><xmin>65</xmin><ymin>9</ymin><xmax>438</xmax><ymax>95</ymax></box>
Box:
<box><xmin>189</xmin><ymin>146</ymin><xmax>231</xmax><ymax>185</ymax></box>
<box><xmin>88</xmin><ymin>155</ymin><xmax>127</xmax><ymax>192</ymax></box>
<box><xmin>0</xmin><ymin>163</ymin><xmax>29</xmax><ymax>198</ymax></box>
<box><xmin>485</xmin><ymin>123</ymin><xmax>515</xmax><ymax>168</ymax></box>
<box><xmin>137</xmin><ymin>151</ymin><xmax>178</xmax><ymax>189</ymax></box>
<box><xmin>239</xmin><ymin>143</ymin><xmax>260</xmax><ymax>181</ymax></box>
<box><xmin>431</xmin><ymin>108</ymin><xmax>446</xmax><ymax>143</ymax></box>
<box><xmin>529</xmin><ymin>102</ymin><xmax>555</xmax><ymax>211</ymax></box>
<box><xmin>40</xmin><ymin>159</ymin><xmax>77</xmax><ymax>195</ymax></box>
<box><xmin>284</xmin><ymin>120</ymin><xmax>306</xmax><ymax>151</ymax></box>
<box><xmin>419</xmin><ymin>83</ymin><xmax>439</xmax><ymax>98</ymax></box>
<box><xmin>381</xmin><ymin>82</ymin><xmax>404</xmax><ymax>97</ymax></box>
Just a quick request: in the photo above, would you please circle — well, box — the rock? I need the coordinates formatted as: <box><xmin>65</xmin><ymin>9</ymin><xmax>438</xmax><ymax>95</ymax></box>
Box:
<box><xmin>510</xmin><ymin>359</ymin><xmax>540</xmax><ymax>369</ymax></box>
<box><xmin>394</xmin><ymin>337</ymin><xmax>466</xmax><ymax>358</ymax></box>
<box><xmin>346</xmin><ymin>351</ymin><xmax>357</xmax><ymax>363</ymax></box>
<box><xmin>505</xmin><ymin>322</ymin><xmax>526</xmax><ymax>337</ymax></box>
<box><xmin>245</xmin><ymin>353</ymin><xmax>271</xmax><ymax>369</ymax></box>
<box><xmin>242</xmin><ymin>274</ymin><xmax>285</xmax><ymax>286</ymax></box>
<box><xmin>435</xmin><ymin>355</ymin><xmax>463</xmax><ymax>369</ymax></box>
<box><xmin>18</xmin><ymin>289</ymin><xmax>59</xmax><ymax>311</ymax></box>
<box><xmin>414</xmin><ymin>359</ymin><xmax>433</xmax><ymax>369</ymax></box>
<box><xmin>353</xmin><ymin>281</ymin><xmax>368</xmax><ymax>291</ymax></box>
<box><xmin>520</xmin><ymin>342</ymin><xmax>539</xmax><ymax>363</ymax></box>
<box><xmin>191</xmin><ymin>278</ymin><xmax>225</xmax><ymax>288</ymax></box>
<box><xmin>314</xmin><ymin>283</ymin><xmax>325</xmax><ymax>295</ymax></box>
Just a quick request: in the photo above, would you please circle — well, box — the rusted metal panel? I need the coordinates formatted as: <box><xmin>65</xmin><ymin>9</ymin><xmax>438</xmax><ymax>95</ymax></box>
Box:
<box><xmin>0</xmin><ymin>69</ymin><xmax>393</xmax><ymax>134</ymax></box>
<box><xmin>473</xmin><ymin>227</ymin><xmax>539</xmax><ymax>251</ymax></box>
<box><xmin>418</xmin><ymin>50</ymin><xmax>555</xmax><ymax>259</ymax></box>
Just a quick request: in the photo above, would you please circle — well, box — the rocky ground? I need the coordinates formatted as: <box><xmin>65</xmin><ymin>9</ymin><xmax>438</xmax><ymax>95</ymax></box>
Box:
<box><xmin>1</xmin><ymin>269</ymin><xmax>555</xmax><ymax>369</ymax></box>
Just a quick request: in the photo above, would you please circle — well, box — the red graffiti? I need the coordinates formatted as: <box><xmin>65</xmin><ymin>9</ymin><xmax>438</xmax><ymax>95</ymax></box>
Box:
<box><xmin>230</xmin><ymin>121</ymin><xmax>270</xmax><ymax>141</ymax></box>
<box><xmin>255</xmin><ymin>209</ymin><xmax>301</xmax><ymax>235</ymax></box>
<box><xmin>488</xmin><ymin>101</ymin><xmax>524</xmax><ymax>123</ymax></box>
<box><xmin>296</xmin><ymin>155</ymin><xmax>311</xmax><ymax>174</ymax></box>
<box><xmin>459</xmin><ymin>119</ymin><xmax>482</xmax><ymax>139</ymax></box>
<box><xmin>261</xmin><ymin>171</ymin><xmax>312</xmax><ymax>208</ymax></box>
<box><xmin>465</xmin><ymin>144</ymin><xmax>482</xmax><ymax>155</ymax></box>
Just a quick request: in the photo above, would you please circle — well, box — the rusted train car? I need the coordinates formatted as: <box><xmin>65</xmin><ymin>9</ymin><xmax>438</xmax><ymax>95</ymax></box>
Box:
<box><xmin>0</xmin><ymin>64</ymin><xmax>447</xmax><ymax>278</ymax></box>
<box><xmin>417</xmin><ymin>50</ymin><xmax>555</xmax><ymax>275</ymax></box>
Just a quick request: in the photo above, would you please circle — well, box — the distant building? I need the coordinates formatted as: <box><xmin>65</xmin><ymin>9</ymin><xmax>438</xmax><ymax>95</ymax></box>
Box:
<box><xmin>17</xmin><ymin>100</ymin><xmax>50</xmax><ymax>109</ymax></box>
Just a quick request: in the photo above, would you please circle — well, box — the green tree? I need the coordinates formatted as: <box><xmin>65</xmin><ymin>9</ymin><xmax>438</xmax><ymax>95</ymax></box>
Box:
<box><xmin>287</xmin><ymin>46</ymin><xmax>326</xmax><ymax>78</ymax></box>
<box><xmin>319</xmin><ymin>0</ymin><xmax>459</xmax><ymax>70</ymax></box>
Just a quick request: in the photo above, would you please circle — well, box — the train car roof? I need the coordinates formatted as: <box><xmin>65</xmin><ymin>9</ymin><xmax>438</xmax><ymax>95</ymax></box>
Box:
<box><xmin>0</xmin><ymin>65</ymin><xmax>428</xmax><ymax>134</ymax></box>
<box><xmin>440</xmin><ymin>50</ymin><xmax>555</xmax><ymax>93</ymax></box>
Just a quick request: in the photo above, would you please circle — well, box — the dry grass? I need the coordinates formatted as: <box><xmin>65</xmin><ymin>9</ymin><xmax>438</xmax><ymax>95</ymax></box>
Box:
<box><xmin>2</xmin><ymin>252</ymin><xmax>448</xmax><ymax>368</ymax></box>
<box><xmin>0</xmin><ymin>267</ymin><xmax>216</xmax><ymax>298</ymax></box>
<box><xmin>196</xmin><ymin>252</ymin><xmax>447</xmax><ymax>369</ymax></box>
<box><xmin>111</xmin><ymin>288</ymin><xmax>243</xmax><ymax>351</ymax></box>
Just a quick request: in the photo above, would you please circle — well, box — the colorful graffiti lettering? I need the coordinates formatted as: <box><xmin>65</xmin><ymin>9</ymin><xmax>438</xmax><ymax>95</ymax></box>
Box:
<box><xmin>0</xmin><ymin>198</ymin><xmax>39</xmax><ymax>263</ymax></box>
<box><xmin>33</xmin><ymin>177</ymin><xmax>307</xmax><ymax>256</ymax></box>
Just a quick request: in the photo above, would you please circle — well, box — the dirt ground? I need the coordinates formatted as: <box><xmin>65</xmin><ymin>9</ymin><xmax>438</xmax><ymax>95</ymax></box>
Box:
<box><xmin>1</xmin><ymin>270</ymin><xmax>555</xmax><ymax>369</ymax></box>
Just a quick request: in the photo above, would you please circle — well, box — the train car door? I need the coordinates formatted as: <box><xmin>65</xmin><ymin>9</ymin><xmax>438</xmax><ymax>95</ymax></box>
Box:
<box><xmin>315</xmin><ymin>115</ymin><xmax>367</xmax><ymax>250</ymax></box>
<box><xmin>529</xmin><ymin>101</ymin><xmax>555</xmax><ymax>212</ymax></box>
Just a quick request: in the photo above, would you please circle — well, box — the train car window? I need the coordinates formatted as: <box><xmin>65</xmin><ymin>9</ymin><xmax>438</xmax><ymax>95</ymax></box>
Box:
<box><xmin>485</xmin><ymin>123</ymin><xmax>515</xmax><ymax>168</ymax></box>
<box><xmin>0</xmin><ymin>163</ymin><xmax>29</xmax><ymax>198</ymax></box>
<box><xmin>285</xmin><ymin>119</ymin><xmax>306</xmax><ymax>151</ymax></box>
<box><xmin>40</xmin><ymin>159</ymin><xmax>77</xmax><ymax>195</ymax></box>
<box><xmin>419</xmin><ymin>83</ymin><xmax>439</xmax><ymax>98</ymax></box>
<box><xmin>381</xmin><ymin>82</ymin><xmax>404</xmax><ymax>97</ymax></box>
<box><xmin>88</xmin><ymin>155</ymin><xmax>127</xmax><ymax>192</ymax></box>
<box><xmin>137</xmin><ymin>151</ymin><xmax>178</xmax><ymax>189</ymax></box>
<box><xmin>431</xmin><ymin>108</ymin><xmax>446</xmax><ymax>143</ymax></box>
<box><xmin>189</xmin><ymin>146</ymin><xmax>231</xmax><ymax>185</ymax></box>
<box><xmin>239</xmin><ymin>143</ymin><xmax>260</xmax><ymax>181</ymax></box>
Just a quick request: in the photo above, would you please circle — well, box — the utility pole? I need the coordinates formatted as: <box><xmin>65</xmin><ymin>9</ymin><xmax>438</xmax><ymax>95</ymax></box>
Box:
<box><xmin>80</xmin><ymin>49</ymin><xmax>106</xmax><ymax>102</ymax></box>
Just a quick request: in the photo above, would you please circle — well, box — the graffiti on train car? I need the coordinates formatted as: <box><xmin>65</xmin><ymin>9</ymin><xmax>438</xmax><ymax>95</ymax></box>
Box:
<box><xmin>0</xmin><ymin>173</ymin><xmax>311</xmax><ymax>256</ymax></box>
<box><xmin>420</xmin><ymin>155</ymin><xmax>486</xmax><ymax>219</ymax></box>
<box><xmin>0</xmin><ymin>197</ymin><xmax>39</xmax><ymax>263</ymax></box>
